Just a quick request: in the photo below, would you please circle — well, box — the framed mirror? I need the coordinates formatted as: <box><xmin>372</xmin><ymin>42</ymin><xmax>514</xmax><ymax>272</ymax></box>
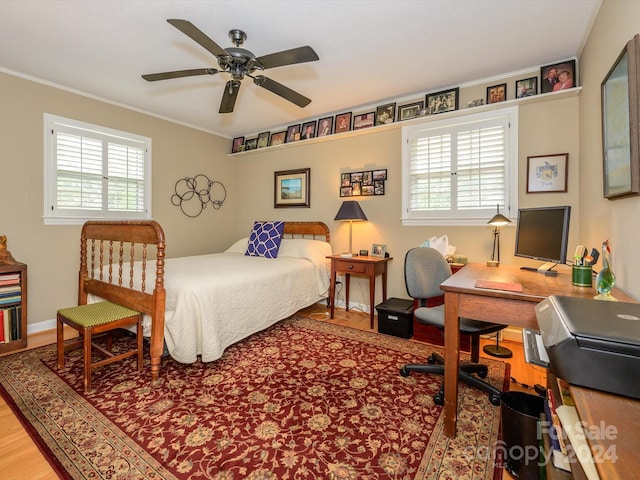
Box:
<box><xmin>601</xmin><ymin>34</ymin><xmax>640</xmax><ymax>199</ymax></box>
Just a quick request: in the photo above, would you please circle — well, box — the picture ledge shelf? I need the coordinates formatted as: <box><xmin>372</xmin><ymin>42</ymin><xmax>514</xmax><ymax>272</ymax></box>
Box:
<box><xmin>229</xmin><ymin>87</ymin><xmax>581</xmax><ymax>157</ymax></box>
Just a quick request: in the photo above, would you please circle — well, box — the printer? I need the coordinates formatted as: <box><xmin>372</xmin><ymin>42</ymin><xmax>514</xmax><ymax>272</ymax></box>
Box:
<box><xmin>535</xmin><ymin>295</ymin><xmax>640</xmax><ymax>400</ymax></box>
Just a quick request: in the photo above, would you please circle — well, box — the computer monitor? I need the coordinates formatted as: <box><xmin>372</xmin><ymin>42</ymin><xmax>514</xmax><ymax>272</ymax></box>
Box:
<box><xmin>514</xmin><ymin>206</ymin><xmax>571</xmax><ymax>271</ymax></box>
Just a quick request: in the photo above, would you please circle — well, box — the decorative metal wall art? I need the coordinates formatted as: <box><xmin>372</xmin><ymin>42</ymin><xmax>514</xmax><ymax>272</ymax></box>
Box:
<box><xmin>171</xmin><ymin>174</ymin><xmax>226</xmax><ymax>217</ymax></box>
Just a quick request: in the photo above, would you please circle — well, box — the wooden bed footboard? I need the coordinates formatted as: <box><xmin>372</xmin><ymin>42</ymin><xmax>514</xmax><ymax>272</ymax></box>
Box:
<box><xmin>76</xmin><ymin>220</ymin><xmax>329</xmax><ymax>383</ymax></box>
<box><xmin>79</xmin><ymin>220</ymin><xmax>166</xmax><ymax>384</ymax></box>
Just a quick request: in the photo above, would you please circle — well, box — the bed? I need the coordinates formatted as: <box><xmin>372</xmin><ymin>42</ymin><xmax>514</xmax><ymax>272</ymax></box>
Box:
<box><xmin>78</xmin><ymin>220</ymin><xmax>331</xmax><ymax>384</ymax></box>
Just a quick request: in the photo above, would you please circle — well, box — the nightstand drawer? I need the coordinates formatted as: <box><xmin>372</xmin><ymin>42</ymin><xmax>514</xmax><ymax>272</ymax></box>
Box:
<box><xmin>335</xmin><ymin>261</ymin><xmax>367</xmax><ymax>274</ymax></box>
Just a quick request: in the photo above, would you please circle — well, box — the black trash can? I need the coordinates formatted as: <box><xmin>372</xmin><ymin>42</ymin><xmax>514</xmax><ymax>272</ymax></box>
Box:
<box><xmin>500</xmin><ymin>391</ymin><xmax>545</xmax><ymax>479</ymax></box>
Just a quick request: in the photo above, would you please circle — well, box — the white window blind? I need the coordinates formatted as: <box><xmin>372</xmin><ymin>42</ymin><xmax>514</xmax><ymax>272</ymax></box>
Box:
<box><xmin>402</xmin><ymin>107</ymin><xmax>518</xmax><ymax>226</ymax></box>
<box><xmin>44</xmin><ymin>114</ymin><xmax>151</xmax><ymax>225</ymax></box>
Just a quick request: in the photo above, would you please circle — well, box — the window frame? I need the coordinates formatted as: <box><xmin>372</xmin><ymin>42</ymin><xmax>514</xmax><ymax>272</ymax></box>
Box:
<box><xmin>43</xmin><ymin>114</ymin><xmax>152</xmax><ymax>225</ymax></box>
<box><xmin>401</xmin><ymin>106</ymin><xmax>519</xmax><ymax>226</ymax></box>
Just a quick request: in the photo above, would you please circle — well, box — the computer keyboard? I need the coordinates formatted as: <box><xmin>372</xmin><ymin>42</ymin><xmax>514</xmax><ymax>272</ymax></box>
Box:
<box><xmin>523</xmin><ymin>328</ymin><xmax>550</xmax><ymax>368</ymax></box>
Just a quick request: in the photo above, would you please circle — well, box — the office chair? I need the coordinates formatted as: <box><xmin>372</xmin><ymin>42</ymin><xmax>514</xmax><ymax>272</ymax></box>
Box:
<box><xmin>399</xmin><ymin>247</ymin><xmax>504</xmax><ymax>406</ymax></box>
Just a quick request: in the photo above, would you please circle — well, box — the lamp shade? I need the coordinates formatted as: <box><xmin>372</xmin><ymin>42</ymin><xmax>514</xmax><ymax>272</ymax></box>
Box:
<box><xmin>488</xmin><ymin>204</ymin><xmax>511</xmax><ymax>226</ymax></box>
<box><xmin>334</xmin><ymin>201</ymin><xmax>368</xmax><ymax>221</ymax></box>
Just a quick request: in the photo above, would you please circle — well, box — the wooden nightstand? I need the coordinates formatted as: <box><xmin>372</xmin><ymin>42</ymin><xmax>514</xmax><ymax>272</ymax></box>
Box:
<box><xmin>327</xmin><ymin>254</ymin><xmax>392</xmax><ymax>329</ymax></box>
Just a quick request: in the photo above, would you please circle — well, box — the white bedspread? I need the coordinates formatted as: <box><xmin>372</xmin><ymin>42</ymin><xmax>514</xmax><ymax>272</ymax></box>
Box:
<box><xmin>149</xmin><ymin>238</ymin><xmax>331</xmax><ymax>363</ymax></box>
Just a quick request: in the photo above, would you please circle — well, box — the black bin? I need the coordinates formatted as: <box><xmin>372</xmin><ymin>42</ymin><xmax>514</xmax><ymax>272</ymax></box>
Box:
<box><xmin>375</xmin><ymin>298</ymin><xmax>414</xmax><ymax>339</ymax></box>
<box><xmin>500</xmin><ymin>391</ymin><xmax>545</xmax><ymax>479</ymax></box>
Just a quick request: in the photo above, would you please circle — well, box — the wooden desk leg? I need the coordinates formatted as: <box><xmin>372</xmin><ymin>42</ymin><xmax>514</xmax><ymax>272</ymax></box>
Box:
<box><xmin>444</xmin><ymin>291</ymin><xmax>461</xmax><ymax>438</ymax></box>
<box><xmin>329</xmin><ymin>269</ymin><xmax>336</xmax><ymax>319</ymax></box>
<box><xmin>382</xmin><ymin>268</ymin><xmax>388</xmax><ymax>301</ymax></box>
<box><xmin>345</xmin><ymin>273</ymin><xmax>351</xmax><ymax>312</ymax></box>
<box><xmin>369</xmin><ymin>274</ymin><xmax>375</xmax><ymax>329</ymax></box>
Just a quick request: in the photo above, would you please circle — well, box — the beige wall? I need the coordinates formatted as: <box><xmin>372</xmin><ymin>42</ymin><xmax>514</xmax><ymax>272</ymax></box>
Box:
<box><xmin>0</xmin><ymin>73</ymin><xmax>237</xmax><ymax>326</ymax></box>
<box><xmin>233</xmin><ymin>95</ymin><xmax>581</xmax><ymax>309</ymax></box>
<box><xmin>578</xmin><ymin>0</ymin><xmax>640</xmax><ymax>297</ymax></box>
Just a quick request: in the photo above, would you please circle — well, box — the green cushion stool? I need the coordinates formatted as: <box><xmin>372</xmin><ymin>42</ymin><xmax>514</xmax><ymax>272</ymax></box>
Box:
<box><xmin>56</xmin><ymin>301</ymin><xmax>143</xmax><ymax>391</ymax></box>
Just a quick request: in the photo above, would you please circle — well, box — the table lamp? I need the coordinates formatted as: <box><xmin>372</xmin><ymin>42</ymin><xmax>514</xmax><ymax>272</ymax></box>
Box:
<box><xmin>334</xmin><ymin>200</ymin><xmax>367</xmax><ymax>257</ymax></box>
<box><xmin>484</xmin><ymin>203</ymin><xmax>513</xmax><ymax>358</ymax></box>
<box><xmin>487</xmin><ymin>204</ymin><xmax>511</xmax><ymax>267</ymax></box>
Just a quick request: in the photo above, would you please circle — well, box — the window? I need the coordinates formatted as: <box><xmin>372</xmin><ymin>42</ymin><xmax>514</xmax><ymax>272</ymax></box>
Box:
<box><xmin>402</xmin><ymin>106</ymin><xmax>518</xmax><ymax>226</ymax></box>
<box><xmin>44</xmin><ymin>114</ymin><xmax>151</xmax><ymax>225</ymax></box>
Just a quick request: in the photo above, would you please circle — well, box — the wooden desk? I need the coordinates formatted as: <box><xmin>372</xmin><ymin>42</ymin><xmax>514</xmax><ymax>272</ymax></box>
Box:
<box><xmin>328</xmin><ymin>255</ymin><xmax>392</xmax><ymax>329</ymax></box>
<box><xmin>570</xmin><ymin>385</ymin><xmax>640</xmax><ymax>479</ymax></box>
<box><xmin>439</xmin><ymin>263</ymin><xmax>634</xmax><ymax>438</ymax></box>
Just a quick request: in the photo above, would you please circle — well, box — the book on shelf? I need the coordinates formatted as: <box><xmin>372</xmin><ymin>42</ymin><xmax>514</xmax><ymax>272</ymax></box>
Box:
<box><xmin>546</xmin><ymin>388</ymin><xmax>568</xmax><ymax>455</ymax></box>
<box><xmin>2</xmin><ymin>310</ymin><xmax>10</xmax><ymax>342</ymax></box>
<box><xmin>0</xmin><ymin>306</ymin><xmax>22</xmax><ymax>342</ymax></box>
<box><xmin>0</xmin><ymin>273</ymin><xmax>20</xmax><ymax>281</ymax></box>
<box><xmin>0</xmin><ymin>285</ymin><xmax>21</xmax><ymax>293</ymax></box>
<box><xmin>0</xmin><ymin>295</ymin><xmax>21</xmax><ymax>305</ymax></box>
<box><xmin>544</xmin><ymin>398</ymin><xmax>571</xmax><ymax>472</ymax></box>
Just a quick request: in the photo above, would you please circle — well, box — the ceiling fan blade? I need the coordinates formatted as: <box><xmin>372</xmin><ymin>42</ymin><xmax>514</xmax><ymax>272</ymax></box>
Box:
<box><xmin>142</xmin><ymin>68</ymin><xmax>218</xmax><ymax>82</ymax></box>
<box><xmin>255</xmin><ymin>46</ymin><xmax>319</xmax><ymax>69</ymax></box>
<box><xmin>219</xmin><ymin>81</ymin><xmax>241</xmax><ymax>113</ymax></box>
<box><xmin>167</xmin><ymin>19</ymin><xmax>229</xmax><ymax>58</ymax></box>
<box><xmin>253</xmin><ymin>75</ymin><xmax>311</xmax><ymax>108</ymax></box>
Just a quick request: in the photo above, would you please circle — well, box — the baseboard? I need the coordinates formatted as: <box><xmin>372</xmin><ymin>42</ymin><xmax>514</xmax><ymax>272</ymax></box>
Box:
<box><xmin>28</xmin><ymin>318</ymin><xmax>56</xmax><ymax>335</ymax></box>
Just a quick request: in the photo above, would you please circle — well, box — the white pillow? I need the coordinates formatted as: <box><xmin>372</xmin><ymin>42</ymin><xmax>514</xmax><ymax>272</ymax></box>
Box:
<box><xmin>225</xmin><ymin>237</ymin><xmax>249</xmax><ymax>253</ymax></box>
<box><xmin>278</xmin><ymin>238</ymin><xmax>332</xmax><ymax>261</ymax></box>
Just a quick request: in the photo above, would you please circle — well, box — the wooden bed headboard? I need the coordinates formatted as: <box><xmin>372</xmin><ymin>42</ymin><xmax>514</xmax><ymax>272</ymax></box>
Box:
<box><xmin>282</xmin><ymin>221</ymin><xmax>330</xmax><ymax>243</ymax></box>
<box><xmin>79</xmin><ymin>220</ymin><xmax>166</xmax><ymax>384</ymax></box>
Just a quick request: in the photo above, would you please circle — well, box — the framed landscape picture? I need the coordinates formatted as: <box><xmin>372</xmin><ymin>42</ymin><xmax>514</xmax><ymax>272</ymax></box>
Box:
<box><xmin>274</xmin><ymin>168</ymin><xmax>310</xmax><ymax>208</ymax></box>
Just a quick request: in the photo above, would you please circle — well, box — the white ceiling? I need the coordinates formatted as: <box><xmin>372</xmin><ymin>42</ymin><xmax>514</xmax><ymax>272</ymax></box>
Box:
<box><xmin>1</xmin><ymin>0</ymin><xmax>601</xmax><ymax>139</ymax></box>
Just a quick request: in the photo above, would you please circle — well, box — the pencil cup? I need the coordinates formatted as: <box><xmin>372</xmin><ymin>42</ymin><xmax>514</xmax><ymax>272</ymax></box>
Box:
<box><xmin>572</xmin><ymin>266</ymin><xmax>593</xmax><ymax>287</ymax></box>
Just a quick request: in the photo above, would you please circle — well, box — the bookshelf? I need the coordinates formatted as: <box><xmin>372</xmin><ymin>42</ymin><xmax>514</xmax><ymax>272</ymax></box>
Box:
<box><xmin>0</xmin><ymin>262</ymin><xmax>27</xmax><ymax>353</ymax></box>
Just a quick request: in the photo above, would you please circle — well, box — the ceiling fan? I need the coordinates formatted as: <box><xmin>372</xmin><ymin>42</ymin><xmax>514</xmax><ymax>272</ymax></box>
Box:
<box><xmin>142</xmin><ymin>19</ymin><xmax>319</xmax><ymax>113</ymax></box>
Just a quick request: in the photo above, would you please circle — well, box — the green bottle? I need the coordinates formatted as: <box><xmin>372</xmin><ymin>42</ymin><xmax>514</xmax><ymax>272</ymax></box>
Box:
<box><xmin>595</xmin><ymin>240</ymin><xmax>617</xmax><ymax>301</ymax></box>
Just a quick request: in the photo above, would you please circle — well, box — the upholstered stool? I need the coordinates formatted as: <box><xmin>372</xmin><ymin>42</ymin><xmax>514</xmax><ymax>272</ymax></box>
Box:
<box><xmin>57</xmin><ymin>301</ymin><xmax>143</xmax><ymax>391</ymax></box>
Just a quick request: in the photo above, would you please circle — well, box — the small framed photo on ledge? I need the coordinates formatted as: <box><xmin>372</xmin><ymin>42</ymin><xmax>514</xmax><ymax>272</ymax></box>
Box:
<box><xmin>371</xmin><ymin>244</ymin><xmax>387</xmax><ymax>257</ymax></box>
<box><xmin>487</xmin><ymin>83</ymin><xmax>507</xmax><ymax>104</ymax></box>
<box><xmin>516</xmin><ymin>76</ymin><xmax>538</xmax><ymax>98</ymax></box>
<box><xmin>426</xmin><ymin>87</ymin><xmax>459</xmax><ymax>114</ymax></box>
<box><xmin>334</xmin><ymin>112</ymin><xmax>352</xmax><ymax>134</ymax></box>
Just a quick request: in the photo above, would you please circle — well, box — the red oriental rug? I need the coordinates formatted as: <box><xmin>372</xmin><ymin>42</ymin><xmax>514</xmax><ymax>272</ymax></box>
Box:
<box><xmin>0</xmin><ymin>316</ymin><xmax>508</xmax><ymax>479</ymax></box>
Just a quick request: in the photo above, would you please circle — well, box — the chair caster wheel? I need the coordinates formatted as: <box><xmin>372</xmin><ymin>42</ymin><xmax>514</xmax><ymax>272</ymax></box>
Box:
<box><xmin>489</xmin><ymin>393</ymin><xmax>501</xmax><ymax>406</ymax></box>
<box><xmin>433</xmin><ymin>393</ymin><xmax>444</xmax><ymax>406</ymax></box>
<box><xmin>478</xmin><ymin>370</ymin><xmax>488</xmax><ymax>379</ymax></box>
<box><xmin>427</xmin><ymin>354</ymin><xmax>436</xmax><ymax>364</ymax></box>
<box><xmin>399</xmin><ymin>367</ymin><xmax>410</xmax><ymax>377</ymax></box>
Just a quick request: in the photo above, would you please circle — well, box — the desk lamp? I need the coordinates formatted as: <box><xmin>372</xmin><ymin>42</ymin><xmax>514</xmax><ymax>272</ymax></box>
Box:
<box><xmin>484</xmin><ymin>203</ymin><xmax>513</xmax><ymax>358</ymax></box>
<box><xmin>334</xmin><ymin>200</ymin><xmax>367</xmax><ymax>257</ymax></box>
<box><xmin>487</xmin><ymin>204</ymin><xmax>511</xmax><ymax>267</ymax></box>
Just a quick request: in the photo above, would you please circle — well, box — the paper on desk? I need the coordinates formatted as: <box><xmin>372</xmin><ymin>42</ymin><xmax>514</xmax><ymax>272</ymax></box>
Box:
<box><xmin>556</xmin><ymin>405</ymin><xmax>600</xmax><ymax>480</ymax></box>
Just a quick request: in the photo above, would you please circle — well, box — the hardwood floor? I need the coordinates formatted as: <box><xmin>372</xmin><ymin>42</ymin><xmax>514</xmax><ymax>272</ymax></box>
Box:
<box><xmin>0</xmin><ymin>307</ymin><xmax>543</xmax><ymax>479</ymax></box>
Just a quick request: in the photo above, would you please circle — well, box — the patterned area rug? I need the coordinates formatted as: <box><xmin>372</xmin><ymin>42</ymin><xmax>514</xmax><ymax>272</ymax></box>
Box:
<box><xmin>0</xmin><ymin>316</ymin><xmax>508</xmax><ymax>479</ymax></box>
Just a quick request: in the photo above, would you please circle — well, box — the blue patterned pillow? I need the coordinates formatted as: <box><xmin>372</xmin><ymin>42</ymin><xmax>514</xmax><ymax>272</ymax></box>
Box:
<box><xmin>245</xmin><ymin>221</ymin><xmax>285</xmax><ymax>258</ymax></box>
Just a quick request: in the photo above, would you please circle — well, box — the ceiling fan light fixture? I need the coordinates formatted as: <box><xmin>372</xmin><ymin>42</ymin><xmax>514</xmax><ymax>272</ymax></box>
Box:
<box><xmin>142</xmin><ymin>20</ymin><xmax>319</xmax><ymax>113</ymax></box>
